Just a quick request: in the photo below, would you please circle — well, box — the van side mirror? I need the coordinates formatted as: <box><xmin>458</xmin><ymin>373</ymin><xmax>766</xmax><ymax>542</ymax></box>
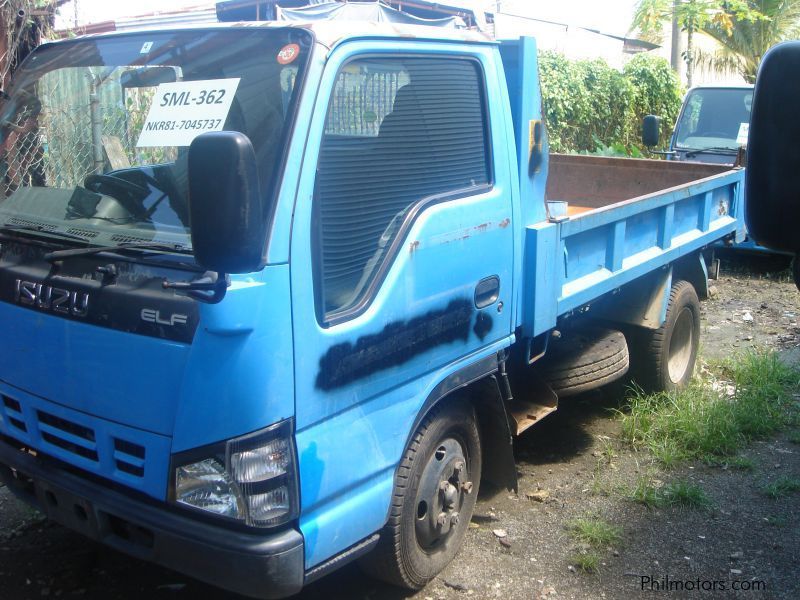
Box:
<box><xmin>642</xmin><ymin>115</ymin><xmax>660</xmax><ymax>147</ymax></box>
<box><xmin>188</xmin><ymin>131</ymin><xmax>267</xmax><ymax>274</ymax></box>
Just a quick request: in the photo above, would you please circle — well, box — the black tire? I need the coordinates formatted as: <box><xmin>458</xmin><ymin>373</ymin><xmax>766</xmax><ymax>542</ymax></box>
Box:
<box><xmin>359</xmin><ymin>400</ymin><xmax>481</xmax><ymax>589</ymax></box>
<box><xmin>628</xmin><ymin>280</ymin><xmax>701</xmax><ymax>393</ymax></box>
<box><xmin>793</xmin><ymin>254</ymin><xmax>800</xmax><ymax>292</ymax></box>
<box><xmin>538</xmin><ymin>328</ymin><xmax>629</xmax><ymax>397</ymax></box>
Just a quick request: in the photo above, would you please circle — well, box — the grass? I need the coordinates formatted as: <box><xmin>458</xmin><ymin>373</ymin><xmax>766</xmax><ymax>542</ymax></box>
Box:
<box><xmin>619</xmin><ymin>351</ymin><xmax>800</xmax><ymax>467</ymax></box>
<box><xmin>628</xmin><ymin>476</ymin><xmax>713</xmax><ymax>510</ymax></box>
<box><xmin>567</xmin><ymin>517</ymin><xmax>622</xmax><ymax>547</ymax></box>
<box><xmin>659</xmin><ymin>480</ymin><xmax>714</xmax><ymax>509</ymax></box>
<box><xmin>629</xmin><ymin>475</ymin><xmax>662</xmax><ymax>508</ymax></box>
<box><xmin>761</xmin><ymin>476</ymin><xmax>800</xmax><ymax>499</ymax></box>
<box><xmin>569</xmin><ymin>551</ymin><xmax>600</xmax><ymax>573</ymax></box>
<box><xmin>706</xmin><ymin>456</ymin><xmax>755</xmax><ymax>471</ymax></box>
<box><xmin>788</xmin><ymin>431</ymin><xmax>800</xmax><ymax>445</ymax></box>
<box><xmin>566</xmin><ymin>516</ymin><xmax>621</xmax><ymax>574</ymax></box>
<box><xmin>596</xmin><ymin>435</ymin><xmax>618</xmax><ymax>464</ymax></box>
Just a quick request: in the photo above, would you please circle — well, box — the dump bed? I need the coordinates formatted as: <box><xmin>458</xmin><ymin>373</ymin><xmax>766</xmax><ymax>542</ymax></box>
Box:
<box><xmin>522</xmin><ymin>154</ymin><xmax>745</xmax><ymax>337</ymax></box>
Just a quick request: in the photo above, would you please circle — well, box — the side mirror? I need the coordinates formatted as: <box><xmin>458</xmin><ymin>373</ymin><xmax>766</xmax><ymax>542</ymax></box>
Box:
<box><xmin>642</xmin><ymin>115</ymin><xmax>660</xmax><ymax>147</ymax></box>
<box><xmin>188</xmin><ymin>131</ymin><xmax>266</xmax><ymax>274</ymax></box>
<box><xmin>746</xmin><ymin>41</ymin><xmax>800</xmax><ymax>254</ymax></box>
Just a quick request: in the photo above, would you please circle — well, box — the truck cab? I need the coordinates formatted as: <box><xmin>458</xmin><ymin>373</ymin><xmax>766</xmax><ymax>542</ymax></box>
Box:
<box><xmin>0</xmin><ymin>21</ymin><xmax>744</xmax><ymax>599</ymax></box>
<box><xmin>668</xmin><ymin>85</ymin><xmax>753</xmax><ymax>164</ymax></box>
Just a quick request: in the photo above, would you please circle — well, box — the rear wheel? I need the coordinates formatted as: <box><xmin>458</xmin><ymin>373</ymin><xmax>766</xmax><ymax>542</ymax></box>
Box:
<box><xmin>360</xmin><ymin>401</ymin><xmax>481</xmax><ymax>589</ymax></box>
<box><xmin>628</xmin><ymin>280</ymin><xmax>701</xmax><ymax>393</ymax></box>
<box><xmin>793</xmin><ymin>254</ymin><xmax>800</xmax><ymax>292</ymax></box>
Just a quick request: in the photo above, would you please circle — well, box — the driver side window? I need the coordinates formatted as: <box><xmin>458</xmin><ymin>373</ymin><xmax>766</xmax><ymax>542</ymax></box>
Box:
<box><xmin>314</xmin><ymin>55</ymin><xmax>491</xmax><ymax>322</ymax></box>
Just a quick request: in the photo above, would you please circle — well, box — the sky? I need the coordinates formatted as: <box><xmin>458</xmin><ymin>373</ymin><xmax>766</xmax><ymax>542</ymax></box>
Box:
<box><xmin>54</xmin><ymin>0</ymin><xmax>641</xmax><ymax>36</ymax></box>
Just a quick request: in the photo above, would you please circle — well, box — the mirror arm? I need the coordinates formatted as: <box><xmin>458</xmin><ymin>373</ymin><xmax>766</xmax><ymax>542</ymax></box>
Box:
<box><xmin>163</xmin><ymin>271</ymin><xmax>230</xmax><ymax>304</ymax></box>
<box><xmin>647</xmin><ymin>148</ymin><xmax>677</xmax><ymax>156</ymax></box>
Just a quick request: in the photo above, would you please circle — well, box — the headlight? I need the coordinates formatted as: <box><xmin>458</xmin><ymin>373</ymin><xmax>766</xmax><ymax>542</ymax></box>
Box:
<box><xmin>171</xmin><ymin>419</ymin><xmax>298</xmax><ymax>528</ymax></box>
<box><xmin>175</xmin><ymin>458</ymin><xmax>243</xmax><ymax>518</ymax></box>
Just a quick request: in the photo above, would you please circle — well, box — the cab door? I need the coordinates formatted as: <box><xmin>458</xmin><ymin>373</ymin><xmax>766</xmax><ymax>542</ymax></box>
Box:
<box><xmin>289</xmin><ymin>41</ymin><xmax>516</xmax><ymax>569</ymax></box>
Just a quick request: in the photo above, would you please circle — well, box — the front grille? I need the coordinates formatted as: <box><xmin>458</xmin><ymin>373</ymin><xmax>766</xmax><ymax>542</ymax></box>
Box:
<box><xmin>113</xmin><ymin>437</ymin><xmax>146</xmax><ymax>477</ymax></box>
<box><xmin>38</xmin><ymin>410</ymin><xmax>99</xmax><ymax>461</ymax></box>
<box><xmin>1</xmin><ymin>394</ymin><xmax>146</xmax><ymax>480</ymax></box>
<box><xmin>2</xmin><ymin>395</ymin><xmax>26</xmax><ymax>433</ymax></box>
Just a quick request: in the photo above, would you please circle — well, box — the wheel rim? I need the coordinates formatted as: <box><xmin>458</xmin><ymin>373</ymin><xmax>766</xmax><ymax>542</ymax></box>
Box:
<box><xmin>413</xmin><ymin>437</ymin><xmax>471</xmax><ymax>552</ymax></box>
<box><xmin>668</xmin><ymin>307</ymin><xmax>694</xmax><ymax>384</ymax></box>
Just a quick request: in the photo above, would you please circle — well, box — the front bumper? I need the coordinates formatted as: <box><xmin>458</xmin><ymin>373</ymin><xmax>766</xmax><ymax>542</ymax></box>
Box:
<box><xmin>0</xmin><ymin>438</ymin><xmax>304</xmax><ymax>599</ymax></box>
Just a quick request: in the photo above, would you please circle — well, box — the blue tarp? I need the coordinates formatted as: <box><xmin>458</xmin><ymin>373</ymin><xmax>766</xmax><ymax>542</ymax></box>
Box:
<box><xmin>276</xmin><ymin>1</ymin><xmax>466</xmax><ymax>29</ymax></box>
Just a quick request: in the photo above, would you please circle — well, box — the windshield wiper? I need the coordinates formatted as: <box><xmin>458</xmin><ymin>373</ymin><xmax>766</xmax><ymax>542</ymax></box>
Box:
<box><xmin>1</xmin><ymin>222</ymin><xmax>90</xmax><ymax>242</ymax></box>
<box><xmin>683</xmin><ymin>146</ymin><xmax>738</xmax><ymax>158</ymax></box>
<box><xmin>43</xmin><ymin>241</ymin><xmax>190</xmax><ymax>262</ymax></box>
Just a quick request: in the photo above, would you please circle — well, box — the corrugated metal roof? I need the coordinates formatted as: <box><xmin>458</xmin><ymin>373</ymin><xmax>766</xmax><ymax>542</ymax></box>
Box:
<box><xmin>115</xmin><ymin>7</ymin><xmax>218</xmax><ymax>30</ymax></box>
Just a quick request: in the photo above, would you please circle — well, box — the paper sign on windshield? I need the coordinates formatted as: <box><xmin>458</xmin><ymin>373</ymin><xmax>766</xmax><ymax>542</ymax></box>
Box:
<box><xmin>136</xmin><ymin>78</ymin><xmax>240</xmax><ymax>147</ymax></box>
<box><xmin>736</xmin><ymin>122</ymin><xmax>749</xmax><ymax>145</ymax></box>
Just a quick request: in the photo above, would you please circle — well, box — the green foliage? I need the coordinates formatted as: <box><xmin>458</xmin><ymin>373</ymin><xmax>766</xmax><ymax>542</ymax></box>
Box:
<box><xmin>538</xmin><ymin>51</ymin><xmax>682</xmax><ymax>155</ymax></box>
<box><xmin>567</xmin><ymin>517</ymin><xmax>623</xmax><ymax>547</ymax></box>
<box><xmin>658</xmin><ymin>480</ymin><xmax>714</xmax><ymax>508</ymax></box>
<box><xmin>566</xmin><ymin>516</ymin><xmax>622</xmax><ymax>574</ymax></box>
<box><xmin>698</xmin><ymin>0</ymin><xmax>800</xmax><ymax>83</ymax></box>
<box><xmin>624</xmin><ymin>53</ymin><xmax>683</xmax><ymax>148</ymax></box>
<box><xmin>619</xmin><ymin>351</ymin><xmax>800</xmax><ymax>466</ymax></box>
<box><xmin>630</xmin><ymin>0</ymin><xmax>794</xmax><ymax>83</ymax></box>
<box><xmin>761</xmin><ymin>476</ymin><xmax>800</xmax><ymax>499</ymax></box>
<box><xmin>569</xmin><ymin>551</ymin><xmax>601</xmax><ymax>573</ymax></box>
<box><xmin>628</xmin><ymin>476</ymin><xmax>713</xmax><ymax>509</ymax></box>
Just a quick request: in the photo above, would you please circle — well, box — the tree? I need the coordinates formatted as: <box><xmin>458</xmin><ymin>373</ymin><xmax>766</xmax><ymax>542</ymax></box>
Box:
<box><xmin>1</xmin><ymin>1</ymin><xmax>59</xmax><ymax>87</ymax></box>
<box><xmin>630</xmin><ymin>0</ymin><xmax>763</xmax><ymax>85</ymax></box>
<box><xmin>698</xmin><ymin>0</ymin><xmax>800</xmax><ymax>83</ymax></box>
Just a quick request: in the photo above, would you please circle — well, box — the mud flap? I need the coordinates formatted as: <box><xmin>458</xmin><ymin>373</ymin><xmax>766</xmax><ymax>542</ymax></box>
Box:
<box><xmin>471</xmin><ymin>375</ymin><xmax>518</xmax><ymax>492</ymax></box>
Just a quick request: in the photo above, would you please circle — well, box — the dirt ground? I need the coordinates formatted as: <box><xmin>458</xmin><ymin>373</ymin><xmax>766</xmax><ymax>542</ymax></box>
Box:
<box><xmin>1</xmin><ymin>252</ymin><xmax>799</xmax><ymax>600</ymax></box>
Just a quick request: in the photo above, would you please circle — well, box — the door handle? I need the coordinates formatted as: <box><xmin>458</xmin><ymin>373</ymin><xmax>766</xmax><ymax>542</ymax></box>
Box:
<box><xmin>474</xmin><ymin>275</ymin><xmax>500</xmax><ymax>309</ymax></box>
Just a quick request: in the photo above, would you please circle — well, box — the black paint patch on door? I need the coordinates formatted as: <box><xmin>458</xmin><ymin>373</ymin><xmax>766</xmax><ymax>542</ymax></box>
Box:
<box><xmin>473</xmin><ymin>311</ymin><xmax>493</xmax><ymax>341</ymax></box>
<box><xmin>316</xmin><ymin>298</ymin><xmax>474</xmax><ymax>390</ymax></box>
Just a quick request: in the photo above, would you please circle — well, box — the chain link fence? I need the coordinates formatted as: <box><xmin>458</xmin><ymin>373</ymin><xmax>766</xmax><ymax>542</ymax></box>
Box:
<box><xmin>2</xmin><ymin>67</ymin><xmax>174</xmax><ymax>198</ymax></box>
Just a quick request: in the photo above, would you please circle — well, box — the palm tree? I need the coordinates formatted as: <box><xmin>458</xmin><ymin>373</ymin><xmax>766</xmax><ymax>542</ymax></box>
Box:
<box><xmin>698</xmin><ymin>0</ymin><xmax>800</xmax><ymax>83</ymax></box>
<box><xmin>629</xmin><ymin>0</ymin><xmax>769</xmax><ymax>85</ymax></box>
<box><xmin>630</xmin><ymin>0</ymin><xmax>725</xmax><ymax>86</ymax></box>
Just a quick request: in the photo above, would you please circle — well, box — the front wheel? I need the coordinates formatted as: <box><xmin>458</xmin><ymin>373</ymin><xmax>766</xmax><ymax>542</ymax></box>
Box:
<box><xmin>360</xmin><ymin>400</ymin><xmax>482</xmax><ymax>589</ymax></box>
<box><xmin>628</xmin><ymin>280</ymin><xmax>701</xmax><ymax>393</ymax></box>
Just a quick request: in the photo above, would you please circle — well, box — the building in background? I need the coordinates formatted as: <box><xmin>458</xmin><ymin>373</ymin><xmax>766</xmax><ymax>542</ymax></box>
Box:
<box><xmin>493</xmin><ymin>10</ymin><xmax>657</xmax><ymax>69</ymax></box>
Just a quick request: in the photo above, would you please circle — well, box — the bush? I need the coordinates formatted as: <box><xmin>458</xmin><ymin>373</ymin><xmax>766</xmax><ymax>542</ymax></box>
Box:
<box><xmin>624</xmin><ymin>54</ymin><xmax>683</xmax><ymax>150</ymax></box>
<box><xmin>539</xmin><ymin>51</ymin><xmax>683</xmax><ymax>155</ymax></box>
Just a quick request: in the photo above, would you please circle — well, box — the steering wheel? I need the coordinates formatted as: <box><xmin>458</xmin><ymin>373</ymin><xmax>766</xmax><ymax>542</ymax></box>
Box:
<box><xmin>84</xmin><ymin>173</ymin><xmax>154</xmax><ymax>218</ymax></box>
<box><xmin>697</xmin><ymin>130</ymin><xmax>729</xmax><ymax>138</ymax></box>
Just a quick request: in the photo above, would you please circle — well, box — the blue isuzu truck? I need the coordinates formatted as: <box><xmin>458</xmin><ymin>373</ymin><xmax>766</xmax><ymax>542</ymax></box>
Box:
<box><xmin>0</xmin><ymin>22</ymin><xmax>744</xmax><ymax>598</ymax></box>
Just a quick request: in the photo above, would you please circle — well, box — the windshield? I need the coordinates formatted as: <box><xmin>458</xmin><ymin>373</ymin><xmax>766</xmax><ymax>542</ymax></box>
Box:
<box><xmin>0</xmin><ymin>28</ymin><xmax>311</xmax><ymax>252</ymax></box>
<box><xmin>674</xmin><ymin>88</ymin><xmax>753</xmax><ymax>151</ymax></box>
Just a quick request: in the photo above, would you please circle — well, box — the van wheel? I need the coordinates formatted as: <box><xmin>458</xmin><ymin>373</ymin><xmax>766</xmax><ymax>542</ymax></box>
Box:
<box><xmin>629</xmin><ymin>280</ymin><xmax>701</xmax><ymax>393</ymax></box>
<box><xmin>793</xmin><ymin>254</ymin><xmax>800</xmax><ymax>292</ymax></box>
<box><xmin>360</xmin><ymin>401</ymin><xmax>481</xmax><ymax>589</ymax></box>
